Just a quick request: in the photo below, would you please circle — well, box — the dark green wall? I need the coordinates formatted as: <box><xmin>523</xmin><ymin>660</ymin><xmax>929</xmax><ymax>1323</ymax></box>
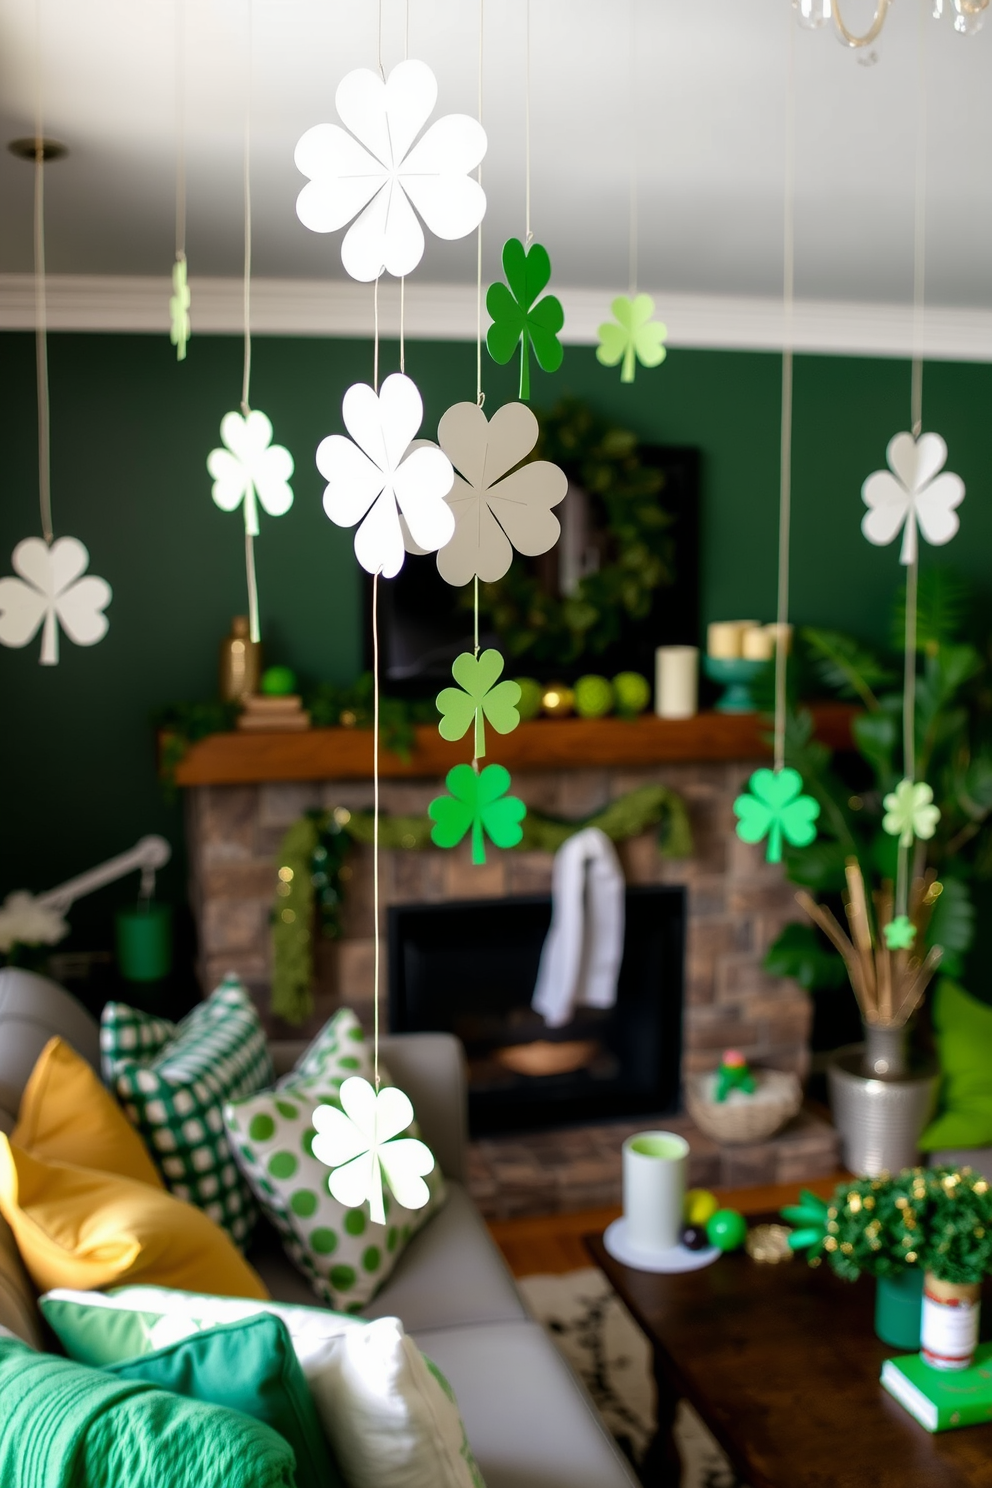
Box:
<box><xmin>1</xmin><ymin>330</ymin><xmax>990</xmax><ymax>947</ymax></box>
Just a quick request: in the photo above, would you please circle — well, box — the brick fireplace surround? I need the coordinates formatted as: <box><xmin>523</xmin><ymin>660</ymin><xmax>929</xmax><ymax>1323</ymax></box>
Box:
<box><xmin>182</xmin><ymin>724</ymin><xmax>842</xmax><ymax>1217</ymax></box>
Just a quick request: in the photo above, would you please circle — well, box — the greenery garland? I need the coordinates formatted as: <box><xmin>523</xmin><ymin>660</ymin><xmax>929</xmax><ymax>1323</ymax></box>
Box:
<box><xmin>271</xmin><ymin>783</ymin><xmax>692</xmax><ymax>1025</ymax></box>
<box><xmin>472</xmin><ymin>398</ymin><xmax>675</xmax><ymax>664</ymax></box>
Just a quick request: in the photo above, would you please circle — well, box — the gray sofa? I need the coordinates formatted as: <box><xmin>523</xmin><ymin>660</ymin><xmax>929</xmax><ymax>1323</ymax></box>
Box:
<box><xmin>0</xmin><ymin>969</ymin><xmax>639</xmax><ymax>1488</ymax></box>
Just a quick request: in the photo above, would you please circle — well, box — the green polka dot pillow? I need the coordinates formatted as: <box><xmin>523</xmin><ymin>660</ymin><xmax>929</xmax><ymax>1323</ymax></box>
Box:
<box><xmin>101</xmin><ymin>975</ymin><xmax>275</xmax><ymax>1249</ymax></box>
<box><xmin>224</xmin><ymin>1008</ymin><xmax>446</xmax><ymax>1311</ymax></box>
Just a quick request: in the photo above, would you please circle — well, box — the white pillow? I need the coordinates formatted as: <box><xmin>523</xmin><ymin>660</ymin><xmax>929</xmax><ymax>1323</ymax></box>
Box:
<box><xmin>40</xmin><ymin>1285</ymin><xmax>484</xmax><ymax>1488</ymax></box>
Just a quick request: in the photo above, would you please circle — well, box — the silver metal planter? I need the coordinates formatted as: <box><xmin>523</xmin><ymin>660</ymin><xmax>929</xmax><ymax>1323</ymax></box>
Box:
<box><xmin>828</xmin><ymin>1034</ymin><xmax>938</xmax><ymax>1176</ymax></box>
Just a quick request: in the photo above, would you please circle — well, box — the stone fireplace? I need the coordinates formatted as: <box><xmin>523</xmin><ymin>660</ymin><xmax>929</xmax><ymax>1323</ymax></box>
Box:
<box><xmin>180</xmin><ymin>714</ymin><xmax>848</xmax><ymax>1214</ymax></box>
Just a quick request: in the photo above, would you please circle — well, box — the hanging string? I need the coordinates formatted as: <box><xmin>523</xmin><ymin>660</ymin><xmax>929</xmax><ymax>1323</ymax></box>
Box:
<box><xmin>399</xmin><ymin>278</ymin><xmax>405</xmax><ymax>374</ymax></box>
<box><xmin>33</xmin><ymin>1</ymin><xmax>52</xmax><ymax>545</ymax></box>
<box><xmin>524</xmin><ymin>0</ymin><xmax>532</xmax><ymax>243</ymax></box>
<box><xmin>241</xmin><ymin>0</ymin><xmax>259</xmax><ymax>644</ymax></box>
<box><xmin>773</xmin><ymin>11</ymin><xmax>797</xmax><ymax>776</ymax></box>
<box><xmin>372</xmin><ymin>570</ymin><xmax>381</xmax><ymax>1089</ymax></box>
<box><xmin>627</xmin><ymin>0</ymin><xmax>637</xmax><ymax>296</ymax></box>
<box><xmin>404</xmin><ymin>0</ymin><xmax>410</xmax><ymax>58</ymax></box>
<box><xmin>175</xmin><ymin>0</ymin><xmax>187</xmax><ymax>262</ymax></box>
<box><xmin>476</xmin><ymin>0</ymin><xmax>485</xmax><ymax>405</ymax></box>
<box><xmin>377</xmin><ymin>0</ymin><xmax>384</xmax><ymax>78</ymax></box>
<box><xmin>373</xmin><ymin>276</ymin><xmax>380</xmax><ymax>391</ymax></box>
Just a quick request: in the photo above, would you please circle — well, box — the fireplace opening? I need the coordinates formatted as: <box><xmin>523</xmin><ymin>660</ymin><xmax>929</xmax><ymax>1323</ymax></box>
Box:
<box><xmin>388</xmin><ymin>886</ymin><xmax>684</xmax><ymax>1135</ymax></box>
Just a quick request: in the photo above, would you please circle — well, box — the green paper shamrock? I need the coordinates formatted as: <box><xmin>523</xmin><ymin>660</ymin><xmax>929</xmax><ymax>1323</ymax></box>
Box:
<box><xmin>596</xmin><ymin>294</ymin><xmax>667</xmax><ymax>384</ymax></box>
<box><xmin>428</xmin><ymin>762</ymin><xmax>526</xmax><ymax>866</ymax></box>
<box><xmin>882</xmin><ymin>778</ymin><xmax>940</xmax><ymax>848</ymax></box>
<box><xmin>780</xmin><ymin>1189</ymin><xmax>830</xmax><ymax>1256</ymax></box>
<box><xmin>884</xmin><ymin>915</ymin><xmax>917</xmax><ymax>951</ymax></box>
<box><xmin>436</xmin><ymin>649</ymin><xmax>521</xmax><ymax>759</ymax></box>
<box><xmin>733</xmin><ymin>767</ymin><xmax>820</xmax><ymax>863</ymax></box>
<box><xmin>486</xmin><ymin>238</ymin><xmax>564</xmax><ymax>400</ymax></box>
<box><xmin>170</xmin><ymin>257</ymin><xmax>191</xmax><ymax>362</ymax></box>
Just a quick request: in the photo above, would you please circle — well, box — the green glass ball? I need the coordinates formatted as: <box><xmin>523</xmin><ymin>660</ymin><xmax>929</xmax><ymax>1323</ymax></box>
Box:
<box><xmin>612</xmin><ymin>671</ymin><xmax>651</xmax><ymax>717</ymax></box>
<box><xmin>574</xmin><ymin>675</ymin><xmax>614</xmax><ymax>719</ymax></box>
<box><xmin>706</xmin><ymin>1208</ymin><xmax>747</xmax><ymax>1252</ymax></box>
<box><xmin>514</xmin><ymin>677</ymin><xmax>543</xmax><ymax>721</ymax></box>
<box><xmin>261</xmin><ymin>665</ymin><xmax>297</xmax><ymax>696</ymax></box>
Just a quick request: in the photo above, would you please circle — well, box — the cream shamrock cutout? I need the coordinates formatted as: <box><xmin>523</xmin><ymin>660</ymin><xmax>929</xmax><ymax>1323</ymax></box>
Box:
<box><xmin>318</xmin><ymin>372</ymin><xmax>454</xmax><ymax>579</ymax></box>
<box><xmin>295</xmin><ymin>59</ymin><xmax>487</xmax><ymax>283</ymax></box>
<box><xmin>434</xmin><ymin>401</ymin><xmax>567</xmax><ymax>586</ymax></box>
<box><xmin>0</xmin><ymin>536</ymin><xmax>111</xmax><ymax>666</ymax></box>
<box><xmin>861</xmin><ymin>432</ymin><xmax>964</xmax><ymax>565</ymax></box>
<box><xmin>596</xmin><ymin>294</ymin><xmax>667</xmax><ymax>383</ymax></box>
<box><xmin>207</xmin><ymin>410</ymin><xmax>294</xmax><ymax>536</ymax></box>
<box><xmin>882</xmin><ymin>778</ymin><xmax>940</xmax><ymax>848</ymax></box>
<box><xmin>311</xmin><ymin>1076</ymin><xmax>435</xmax><ymax>1226</ymax></box>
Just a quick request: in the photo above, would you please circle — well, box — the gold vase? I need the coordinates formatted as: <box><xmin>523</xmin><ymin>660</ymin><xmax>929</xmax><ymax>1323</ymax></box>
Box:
<box><xmin>219</xmin><ymin>616</ymin><xmax>262</xmax><ymax>701</ymax></box>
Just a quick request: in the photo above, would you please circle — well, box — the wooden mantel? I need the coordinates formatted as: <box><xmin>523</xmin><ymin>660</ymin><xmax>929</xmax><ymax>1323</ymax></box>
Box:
<box><xmin>173</xmin><ymin>703</ymin><xmax>857</xmax><ymax>787</ymax></box>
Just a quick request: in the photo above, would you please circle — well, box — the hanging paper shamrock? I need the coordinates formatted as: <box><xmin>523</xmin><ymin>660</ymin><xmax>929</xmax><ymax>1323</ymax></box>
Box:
<box><xmin>207</xmin><ymin>410</ymin><xmax>294</xmax><ymax>536</ymax></box>
<box><xmin>434</xmin><ymin>401</ymin><xmax>567</xmax><ymax>585</ymax></box>
<box><xmin>295</xmin><ymin>59</ymin><xmax>487</xmax><ymax>283</ymax></box>
<box><xmin>0</xmin><ymin>536</ymin><xmax>111</xmax><ymax>666</ymax></box>
<box><xmin>486</xmin><ymin>239</ymin><xmax>564</xmax><ymax>400</ymax></box>
<box><xmin>311</xmin><ymin>1077</ymin><xmax>435</xmax><ymax>1226</ymax></box>
<box><xmin>317</xmin><ymin>373</ymin><xmax>454</xmax><ymax>579</ymax></box>
<box><xmin>429</xmin><ymin>762</ymin><xmax>526</xmax><ymax>866</ymax></box>
<box><xmin>733</xmin><ymin>767</ymin><xmax>820</xmax><ymax>864</ymax></box>
<box><xmin>883</xmin><ymin>915</ymin><xmax>917</xmax><ymax>951</ymax></box>
<box><xmin>596</xmin><ymin>294</ymin><xmax>667</xmax><ymax>384</ymax></box>
<box><xmin>861</xmin><ymin>432</ymin><xmax>965</xmax><ymax>564</ymax></box>
<box><xmin>437</xmin><ymin>650</ymin><xmax>521</xmax><ymax>758</ymax></box>
<box><xmin>882</xmin><ymin>778</ymin><xmax>940</xmax><ymax>848</ymax></box>
<box><xmin>170</xmin><ymin>257</ymin><xmax>190</xmax><ymax>362</ymax></box>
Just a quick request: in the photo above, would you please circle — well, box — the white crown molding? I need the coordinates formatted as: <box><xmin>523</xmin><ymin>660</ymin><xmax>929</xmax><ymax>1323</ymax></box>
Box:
<box><xmin>0</xmin><ymin>273</ymin><xmax>990</xmax><ymax>361</ymax></box>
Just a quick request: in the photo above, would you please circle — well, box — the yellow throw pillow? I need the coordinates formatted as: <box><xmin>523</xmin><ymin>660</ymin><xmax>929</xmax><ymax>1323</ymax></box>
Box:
<box><xmin>14</xmin><ymin>1038</ymin><xmax>163</xmax><ymax>1188</ymax></box>
<box><xmin>0</xmin><ymin>1136</ymin><xmax>269</xmax><ymax>1300</ymax></box>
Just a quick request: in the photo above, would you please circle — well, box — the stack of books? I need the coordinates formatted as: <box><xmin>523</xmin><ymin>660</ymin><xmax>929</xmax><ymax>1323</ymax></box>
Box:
<box><xmin>237</xmin><ymin>695</ymin><xmax>311</xmax><ymax>732</ymax></box>
<box><xmin>881</xmin><ymin>1344</ymin><xmax>992</xmax><ymax>1431</ymax></box>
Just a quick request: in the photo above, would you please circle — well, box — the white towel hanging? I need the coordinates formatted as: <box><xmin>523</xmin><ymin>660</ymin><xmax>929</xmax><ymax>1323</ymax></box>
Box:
<box><xmin>531</xmin><ymin>827</ymin><xmax>626</xmax><ymax>1030</ymax></box>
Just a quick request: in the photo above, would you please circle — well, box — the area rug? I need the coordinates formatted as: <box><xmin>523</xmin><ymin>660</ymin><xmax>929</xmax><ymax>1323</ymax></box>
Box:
<box><xmin>518</xmin><ymin>1268</ymin><xmax>745</xmax><ymax>1488</ymax></box>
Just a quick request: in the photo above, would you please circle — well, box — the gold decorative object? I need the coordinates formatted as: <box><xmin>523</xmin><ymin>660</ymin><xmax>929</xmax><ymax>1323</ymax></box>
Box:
<box><xmin>238</xmin><ymin>694</ymin><xmax>311</xmax><ymax>732</ymax></box>
<box><xmin>746</xmin><ymin>1223</ymin><xmax>793</xmax><ymax>1264</ymax></box>
<box><xmin>541</xmin><ymin>682</ymin><xmax>575</xmax><ymax>718</ymax></box>
<box><xmin>219</xmin><ymin>615</ymin><xmax>261</xmax><ymax>701</ymax></box>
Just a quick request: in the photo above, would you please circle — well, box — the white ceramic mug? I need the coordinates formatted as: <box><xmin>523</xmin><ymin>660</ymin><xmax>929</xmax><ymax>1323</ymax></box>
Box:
<box><xmin>622</xmin><ymin>1130</ymin><xmax>689</xmax><ymax>1253</ymax></box>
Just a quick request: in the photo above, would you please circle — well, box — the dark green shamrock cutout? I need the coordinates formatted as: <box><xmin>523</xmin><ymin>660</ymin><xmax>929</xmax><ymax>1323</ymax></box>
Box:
<box><xmin>428</xmin><ymin>762</ymin><xmax>526</xmax><ymax>866</ymax></box>
<box><xmin>486</xmin><ymin>238</ymin><xmax>564</xmax><ymax>400</ymax></box>
<box><xmin>436</xmin><ymin>649</ymin><xmax>521</xmax><ymax>759</ymax></box>
<box><xmin>732</xmin><ymin>767</ymin><xmax>819</xmax><ymax>863</ymax></box>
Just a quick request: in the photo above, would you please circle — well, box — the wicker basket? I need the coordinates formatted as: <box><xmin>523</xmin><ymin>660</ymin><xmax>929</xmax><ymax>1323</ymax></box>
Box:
<box><xmin>685</xmin><ymin>1068</ymin><xmax>802</xmax><ymax>1145</ymax></box>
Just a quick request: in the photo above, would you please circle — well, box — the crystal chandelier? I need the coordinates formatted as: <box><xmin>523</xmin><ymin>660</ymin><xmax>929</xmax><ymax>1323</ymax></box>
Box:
<box><xmin>793</xmin><ymin>0</ymin><xmax>989</xmax><ymax>42</ymax></box>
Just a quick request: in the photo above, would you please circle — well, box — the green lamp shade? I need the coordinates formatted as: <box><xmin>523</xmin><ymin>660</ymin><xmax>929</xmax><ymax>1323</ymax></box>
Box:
<box><xmin>116</xmin><ymin>904</ymin><xmax>173</xmax><ymax>982</ymax></box>
<box><xmin>875</xmin><ymin>1269</ymin><xmax>923</xmax><ymax>1350</ymax></box>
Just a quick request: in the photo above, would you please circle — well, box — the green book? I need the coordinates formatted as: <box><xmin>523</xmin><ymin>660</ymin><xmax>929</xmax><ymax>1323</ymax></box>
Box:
<box><xmin>881</xmin><ymin>1344</ymin><xmax>992</xmax><ymax>1432</ymax></box>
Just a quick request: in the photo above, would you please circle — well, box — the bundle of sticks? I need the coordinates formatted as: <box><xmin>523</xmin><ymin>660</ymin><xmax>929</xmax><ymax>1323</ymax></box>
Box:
<box><xmin>796</xmin><ymin>857</ymin><xmax>943</xmax><ymax>1029</ymax></box>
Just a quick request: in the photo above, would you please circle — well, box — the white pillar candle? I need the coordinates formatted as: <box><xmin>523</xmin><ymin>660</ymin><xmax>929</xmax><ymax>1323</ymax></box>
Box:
<box><xmin>706</xmin><ymin>621</ymin><xmax>759</xmax><ymax>660</ymax></box>
<box><xmin>741</xmin><ymin>625</ymin><xmax>775</xmax><ymax>661</ymax></box>
<box><xmin>655</xmin><ymin>646</ymin><xmax>699</xmax><ymax>719</ymax></box>
<box><xmin>622</xmin><ymin>1130</ymin><xmax>689</xmax><ymax>1254</ymax></box>
<box><xmin>764</xmin><ymin>622</ymin><xmax>793</xmax><ymax>654</ymax></box>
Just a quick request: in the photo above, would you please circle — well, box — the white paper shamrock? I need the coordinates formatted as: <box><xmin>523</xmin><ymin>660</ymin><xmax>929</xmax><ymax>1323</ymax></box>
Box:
<box><xmin>311</xmin><ymin>1076</ymin><xmax>435</xmax><ymax>1226</ymax></box>
<box><xmin>882</xmin><ymin>778</ymin><xmax>940</xmax><ymax>848</ymax></box>
<box><xmin>861</xmin><ymin>432</ymin><xmax>964</xmax><ymax>564</ymax></box>
<box><xmin>434</xmin><ymin>401</ymin><xmax>567</xmax><ymax>587</ymax></box>
<box><xmin>295</xmin><ymin>58</ymin><xmax>487</xmax><ymax>283</ymax></box>
<box><xmin>0</xmin><ymin>536</ymin><xmax>111</xmax><ymax>666</ymax></box>
<box><xmin>0</xmin><ymin>891</ymin><xmax>68</xmax><ymax>954</ymax></box>
<box><xmin>207</xmin><ymin>409</ymin><xmax>294</xmax><ymax>535</ymax></box>
<box><xmin>317</xmin><ymin>372</ymin><xmax>454</xmax><ymax>579</ymax></box>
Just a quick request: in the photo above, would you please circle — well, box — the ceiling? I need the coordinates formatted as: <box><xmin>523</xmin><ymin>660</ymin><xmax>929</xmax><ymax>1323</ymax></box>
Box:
<box><xmin>0</xmin><ymin>0</ymin><xmax>991</xmax><ymax>310</ymax></box>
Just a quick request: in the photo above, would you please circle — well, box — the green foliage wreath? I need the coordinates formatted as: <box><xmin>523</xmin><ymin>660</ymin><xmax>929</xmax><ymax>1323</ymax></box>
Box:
<box><xmin>473</xmin><ymin>399</ymin><xmax>674</xmax><ymax>665</ymax></box>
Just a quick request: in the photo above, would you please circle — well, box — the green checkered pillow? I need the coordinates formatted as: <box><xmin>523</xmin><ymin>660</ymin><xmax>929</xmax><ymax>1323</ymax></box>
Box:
<box><xmin>101</xmin><ymin>975</ymin><xmax>274</xmax><ymax>1248</ymax></box>
<box><xmin>224</xmin><ymin>1008</ymin><xmax>446</xmax><ymax>1311</ymax></box>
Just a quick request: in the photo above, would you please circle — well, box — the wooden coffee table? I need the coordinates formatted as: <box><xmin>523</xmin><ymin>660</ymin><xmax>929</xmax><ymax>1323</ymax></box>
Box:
<box><xmin>587</xmin><ymin>1219</ymin><xmax>992</xmax><ymax>1488</ymax></box>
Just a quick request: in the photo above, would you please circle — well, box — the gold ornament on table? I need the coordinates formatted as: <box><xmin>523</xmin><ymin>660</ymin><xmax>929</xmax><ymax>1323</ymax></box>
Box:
<box><xmin>541</xmin><ymin>682</ymin><xmax>575</xmax><ymax>718</ymax></box>
<box><xmin>746</xmin><ymin>1223</ymin><xmax>793</xmax><ymax>1264</ymax></box>
<box><xmin>219</xmin><ymin>615</ymin><xmax>261</xmax><ymax>701</ymax></box>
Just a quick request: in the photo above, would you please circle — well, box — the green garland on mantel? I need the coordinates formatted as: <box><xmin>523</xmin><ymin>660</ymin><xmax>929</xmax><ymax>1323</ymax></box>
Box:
<box><xmin>271</xmin><ymin>783</ymin><xmax>692</xmax><ymax>1025</ymax></box>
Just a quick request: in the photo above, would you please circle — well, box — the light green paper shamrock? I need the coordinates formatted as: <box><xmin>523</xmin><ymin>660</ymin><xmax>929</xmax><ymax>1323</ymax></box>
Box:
<box><xmin>486</xmin><ymin>238</ymin><xmax>564</xmax><ymax>401</ymax></box>
<box><xmin>436</xmin><ymin>649</ymin><xmax>521</xmax><ymax>759</ymax></box>
<box><xmin>170</xmin><ymin>256</ymin><xmax>191</xmax><ymax>362</ymax></box>
<box><xmin>882</xmin><ymin>778</ymin><xmax>940</xmax><ymax>848</ymax></box>
<box><xmin>428</xmin><ymin>762</ymin><xmax>527</xmax><ymax>866</ymax></box>
<box><xmin>733</xmin><ymin>767</ymin><xmax>820</xmax><ymax>864</ymax></box>
<box><xmin>884</xmin><ymin>915</ymin><xmax>917</xmax><ymax>951</ymax></box>
<box><xmin>596</xmin><ymin>294</ymin><xmax>667</xmax><ymax>383</ymax></box>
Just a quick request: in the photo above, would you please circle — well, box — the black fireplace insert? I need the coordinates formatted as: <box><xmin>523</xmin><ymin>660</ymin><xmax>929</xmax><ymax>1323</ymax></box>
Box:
<box><xmin>388</xmin><ymin>886</ymin><xmax>684</xmax><ymax>1135</ymax></box>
